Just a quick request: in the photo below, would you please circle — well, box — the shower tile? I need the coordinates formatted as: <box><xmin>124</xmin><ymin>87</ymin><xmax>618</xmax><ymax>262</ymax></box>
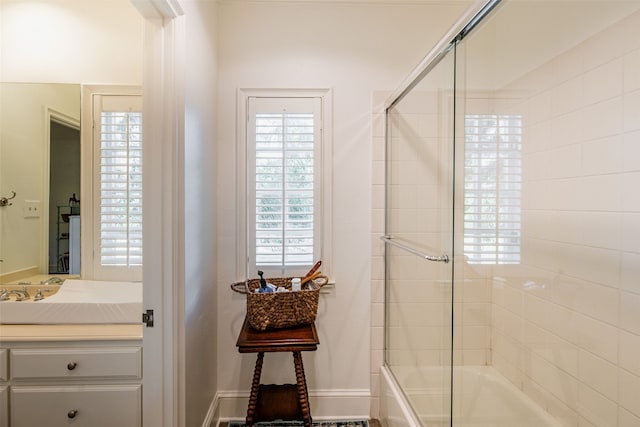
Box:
<box><xmin>582</xmin><ymin>96</ymin><xmax>624</xmax><ymax>141</ymax></box>
<box><xmin>618</xmin><ymin>369</ymin><xmax>640</xmax><ymax>418</ymax></box>
<box><xmin>528</xmin><ymin>352</ymin><xmax>579</xmax><ymax>409</ymax></box>
<box><xmin>624</xmin><ymin>49</ymin><xmax>640</xmax><ymax>93</ymax></box>
<box><xmin>575</xmin><ymin>314</ymin><xmax>618</xmax><ymax>364</ymax></box>
<box><xmin>623</xmin><ymin>89</ymin><xmax>640</xmax><ymax>132</ymax></box>
<box><xmin>621</xmin><ymin>252</ymin><xmax>640</xmax><ymax>294</ymax></box>
<box><xmin>619</xmin><ymin>291</ymin><xmax>640</xmax><ymax>335</ymax></box>
<box><xmin>578</xmin><ymin>383</ymin><xmax>618</xmax><ymax>427</ymax></box>
<box><xmin>546</xmin><ymin>393</ymin><xmax>579</xmax><ymax>427</ymax></box>
<box><xmin>622</xmin><ymin>173</ymin><xmax>640</xmax><ymax>212</ymax></box>
<box><xmin>581</xmin><ymin>19</ymin><xmax>626</xmax><ymax>73</ymax></box>
<box><xmin>623</xmin><ymin>130</ymin><xmax>640</xmax><ymax>172</ymax></box>
<box><xmin>372</xmin><ymin>136</ymin><xmax>384</xmax><ymax>161</ymax></box>
<box><xmin>583</xmin><ymin>58</ymin><xmax>624</xmax><ymax>107</ymax></box>
<box><xmin>619</xmin><ymin>330</ymin><xmax>640</xmax><ymax>377</ymax></box>
<box><xmin>621</xmin><ymin>214</ymin><xmax>640</xmax><ymax>253</ymax></box>
<box><xmin>582</xmin><ymin>135</ymin><xmax>624</xmax><ymax>176</ymax></box>
<box><xmin>550</xmin><ymin>110</ymin><xmax>584</xmax><ymax>149</ymax></box>
<box><xmin>619</xmin><ymin>407</ymin><xmax>640</xmax><ymax>427</ymax></box>
<box><xmin>551</xmin><ymin>76</ymin><xmax>583</xmax><ymax>117</ymax></box>
<box><xmin>548</xmin><ymin>144</ymin><xmax>582</xmax><ymax>179</ymax></box>
<box><xmin>623</xmin><ymin>9</ymin><xmax>640</xmax><ymax>53</ymax></box>
<box><xmin>578</xmin><ymin>350</ymin><xmax>618</xmax><ymax>402</ymax></box>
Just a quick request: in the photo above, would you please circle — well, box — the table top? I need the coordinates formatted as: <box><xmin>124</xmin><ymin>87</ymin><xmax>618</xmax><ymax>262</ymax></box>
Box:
<box><xmin>236</xmin><ymin>317</ymin><xmax>319</xmax><ymax>353</ymax></box>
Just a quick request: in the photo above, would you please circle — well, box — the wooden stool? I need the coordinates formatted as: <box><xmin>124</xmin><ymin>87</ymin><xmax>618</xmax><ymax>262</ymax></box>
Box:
<box><xmin>236</xmin><ymin>317</ymin><xmax>319</xmax><ymax>427</ymax></box>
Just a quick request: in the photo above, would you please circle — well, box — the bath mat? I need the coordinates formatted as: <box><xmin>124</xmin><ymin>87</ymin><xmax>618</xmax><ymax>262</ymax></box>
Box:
<box><xmin>228</xmin><ymin>420</ymin><xmax>369</xmax><ymax>427</ymax></box>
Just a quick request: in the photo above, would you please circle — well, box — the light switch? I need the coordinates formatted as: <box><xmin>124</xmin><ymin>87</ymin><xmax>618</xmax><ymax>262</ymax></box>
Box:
<box><xmin>23</xmin><ymin>200</ymin><xmax>41</xmax><ymax>218</ymax></box>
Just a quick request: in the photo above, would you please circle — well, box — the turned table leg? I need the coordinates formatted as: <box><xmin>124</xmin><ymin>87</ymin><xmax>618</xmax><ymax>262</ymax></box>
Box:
<box><xmin>293</xmin><ymin>351</ymin><xmax>312</xmax><ymax>427</ymax></box>
<box><xmin>246</xmin><ymin>352</ymin><xmax>264</xmax><ymax>427</ymax></box>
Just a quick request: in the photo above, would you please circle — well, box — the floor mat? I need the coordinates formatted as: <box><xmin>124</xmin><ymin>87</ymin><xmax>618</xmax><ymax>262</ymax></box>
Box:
<box><xmin>228</xmin><ymin>420</ymin><xmax>369</xmax><ymax>427</ymax></box>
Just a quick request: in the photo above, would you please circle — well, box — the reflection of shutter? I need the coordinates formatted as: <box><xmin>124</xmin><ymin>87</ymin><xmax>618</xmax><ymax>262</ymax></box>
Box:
<box><xmin>99</xmin><ymin>111</ymin><xmax>143</xmax><ymax>267</ymax></box>
<box><xmin>248</xmin><ymin>97</ymin><xmax>322</xmax><ymax>276</ymax></box>
<box><xmin>464</xmin><ymin>114</ymin><xmax>522</xmax><ymax>264</ymax></box>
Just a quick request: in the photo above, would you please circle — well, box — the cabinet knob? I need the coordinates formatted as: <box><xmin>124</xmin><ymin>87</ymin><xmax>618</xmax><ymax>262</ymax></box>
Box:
<box><xmin>67</xmin><ymin>409</ymin><xmax>78</xmax><ymax>419</ymax></box>
<box><xmin>67</xmin><ymin>362</ymin><xmax>77</xmax><ymax>370</ymax></box>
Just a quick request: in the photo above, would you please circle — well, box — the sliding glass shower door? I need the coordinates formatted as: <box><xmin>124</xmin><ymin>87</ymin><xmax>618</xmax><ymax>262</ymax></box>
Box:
<box><xmin>384</xmin><ymin>47</ymin><xmax>456</xmax><ymax>427</ymax></box>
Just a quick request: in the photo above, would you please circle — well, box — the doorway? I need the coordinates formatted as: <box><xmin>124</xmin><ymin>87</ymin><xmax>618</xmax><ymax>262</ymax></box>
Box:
<box><xmin>48</xmin><ymin>119</ymin><xmax>80</xmax><ymax>274</ymax></box>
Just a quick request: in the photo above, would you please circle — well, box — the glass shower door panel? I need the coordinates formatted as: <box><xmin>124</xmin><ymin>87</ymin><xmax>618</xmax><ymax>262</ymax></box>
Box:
<box><xmin>386</xmin><ymin>49</ymin><xmax>455</xmax><ymax>427</ymax></box>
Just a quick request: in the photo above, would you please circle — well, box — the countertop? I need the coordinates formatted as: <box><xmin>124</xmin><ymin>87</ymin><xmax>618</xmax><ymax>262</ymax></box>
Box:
<box><xmin>0</xmin><ymin>324</ymin><xmax>142</xmax><ymax>342</ymax></box>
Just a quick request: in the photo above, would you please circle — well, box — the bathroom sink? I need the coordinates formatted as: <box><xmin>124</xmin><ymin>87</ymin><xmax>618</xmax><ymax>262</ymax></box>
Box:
<box><xmin>0</xmin><ymin>280</ymin><xmax>141</xmax><ymax>324</ymax></box>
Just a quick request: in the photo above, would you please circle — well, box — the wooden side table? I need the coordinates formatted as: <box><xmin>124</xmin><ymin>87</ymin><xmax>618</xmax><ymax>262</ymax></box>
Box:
<box><xmin>236</xmin><ymin>317</ymin><xmax>319</xmax><ymax>427</ymax></box>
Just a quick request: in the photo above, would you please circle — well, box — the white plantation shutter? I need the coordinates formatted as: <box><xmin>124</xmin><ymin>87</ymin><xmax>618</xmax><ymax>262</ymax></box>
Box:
<box><xmin>248</xmin><ymin>97</ymin><xmax>322</xmax><ymax>277</ymax></box>
<box><xmin>93</xmin><ymin>94</ymin><xmax>143</xmax><ymax>280</ymax></box>
<box><xmin>464</xmin><ymin>114</ymin><xmax>522</xmax><ymax>264</ymax></box>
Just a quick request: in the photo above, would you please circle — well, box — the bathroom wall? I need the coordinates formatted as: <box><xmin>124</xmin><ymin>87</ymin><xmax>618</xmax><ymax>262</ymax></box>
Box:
<box><xmin>182</xmin><ymin>1</ymin><xmax>220</xmax><ymax>425</ymax></box>
<box><xmin>488</xmin><ymin>9</ymin><xmax>640</xmax><ymax>427</ymax></box>
<box><xmin>215</xmin><ymin>0</ymin><xmax>471</xmax><ymax>417</ymax></box>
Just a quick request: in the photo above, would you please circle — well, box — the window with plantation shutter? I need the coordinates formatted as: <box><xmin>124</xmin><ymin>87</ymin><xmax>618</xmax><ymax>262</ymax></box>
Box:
<box><xmin>247</xmin><ymin>97</ymin><xmax>323</xmax><ymax>277</ymax></box>
<box><xmin>464</xmin><ymin>114</ymin><xmax>522</xmax><ymax>264</ymax></box>
<box><xmin>92</xmin><ymin>94</ymin><xmax>143</xmax><ymax>280</ymax></box>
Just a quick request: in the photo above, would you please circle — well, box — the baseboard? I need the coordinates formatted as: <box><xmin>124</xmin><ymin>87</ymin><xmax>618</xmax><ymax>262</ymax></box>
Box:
<box><xmin>202</xmin><ymin>392</ymin><xmax>220</xmax><ymax>427</ymax></box>
<box><xmin>217</xmin><ymin>388</ymin><xmax>371</xmax><ymax>420</ymax></box>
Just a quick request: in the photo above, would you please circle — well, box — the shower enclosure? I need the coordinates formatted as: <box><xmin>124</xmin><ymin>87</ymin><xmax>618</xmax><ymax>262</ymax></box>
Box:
<box><xmin>380</xmin><ymin>0</ymin><xmax>640</xmax><ymax>426</ymax></box>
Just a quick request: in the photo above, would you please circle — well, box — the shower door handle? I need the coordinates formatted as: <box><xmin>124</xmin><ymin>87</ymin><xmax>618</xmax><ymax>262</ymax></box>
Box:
<box><xmin>381</xmin><ymin>236</ymin><xmax>450</xmax><ymax>263</ymax></box>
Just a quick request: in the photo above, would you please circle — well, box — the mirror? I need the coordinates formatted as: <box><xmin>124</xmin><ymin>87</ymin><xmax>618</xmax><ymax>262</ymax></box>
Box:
<box><xmin>0</xmin><ymin>82</ymin><xmax>81</xmax><ymax>282</ymax></box>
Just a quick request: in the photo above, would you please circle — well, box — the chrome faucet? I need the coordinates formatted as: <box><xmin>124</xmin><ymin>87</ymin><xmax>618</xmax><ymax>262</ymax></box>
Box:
<box><xmin>40</xmin><ymin>276</ymin><xmax>63</xmax><ymax>285</ymax></box>
<box><xmin>0</xmin><ymin>289</ymin><xmax>9</xmax><ymax>301</ymax></box>
<box><xmin>8</xmin><ymin>289</ymin><xmax>29</xmax><ymax>301</ymax></box>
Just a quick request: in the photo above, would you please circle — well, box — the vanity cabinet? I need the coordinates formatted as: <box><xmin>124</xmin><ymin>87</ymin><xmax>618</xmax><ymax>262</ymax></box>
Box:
<box><xmin>0</xmin><ymin>330</ymin><xmax>142</xmax><ymax>427</ymax></box>
<box><xmin>1</xmin><ymin>348</ymin><xmax>7</xmax><ymax>427</ymax></box>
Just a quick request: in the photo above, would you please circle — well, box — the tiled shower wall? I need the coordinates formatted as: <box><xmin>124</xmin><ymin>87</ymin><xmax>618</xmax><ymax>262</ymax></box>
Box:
<box><xmin>489</xmin><ymin>10</ymin><xmax>640</xmax><ymax>427</ymax></box>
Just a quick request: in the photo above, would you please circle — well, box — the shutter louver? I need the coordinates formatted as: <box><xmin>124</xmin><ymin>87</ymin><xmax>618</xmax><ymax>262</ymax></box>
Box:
<box><xmin>99</xmin><ymin>111</ymin><xmax>143</xmax><ymax>267</ymax></box>
<box><xmin>255</xmin><ymin>112</ymin><xmax>315</xmax><ymax>268</ymax></box>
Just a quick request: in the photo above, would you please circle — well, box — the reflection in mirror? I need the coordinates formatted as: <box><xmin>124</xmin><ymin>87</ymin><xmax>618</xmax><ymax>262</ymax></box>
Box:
<box><xmin>0</xmin><ymin>83</ymin><xmax>81</xmax><ymax>284</ymax></box>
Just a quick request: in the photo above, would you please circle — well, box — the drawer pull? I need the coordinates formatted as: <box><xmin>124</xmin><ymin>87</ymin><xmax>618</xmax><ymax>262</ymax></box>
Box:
<box><xmin>67</xmin><ymin>362</ymin><xmax>78</xmax><ymax>370</ymax></box>
<box><xmin>67</xmin><ymin>409</ymin><xmax>78</xmax><ymax>419</ymax></box>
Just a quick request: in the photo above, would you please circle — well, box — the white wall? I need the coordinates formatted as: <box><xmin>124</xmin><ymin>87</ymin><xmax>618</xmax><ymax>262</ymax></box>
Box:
<box><xmin>0</xmin><ymin>0</ymin><xmax>143</xmax><ymax>84</ymax></box>
<box><xmin>182</xmin><ymin>1</ymin><xmax>219</xmax><ymax>425</ymax></box>
<box><xmin>215</xmin><ymin>0</ymin><xmax>470</xmax><ymax>417</ymax></box>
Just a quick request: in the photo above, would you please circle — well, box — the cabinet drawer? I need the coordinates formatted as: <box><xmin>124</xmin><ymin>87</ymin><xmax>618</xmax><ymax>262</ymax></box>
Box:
<box><xmin>0</xmin><ymin>349</ymin><xmax>6</xmax><ymax>381</ymax></box>
<box><xmin>10</xmin><ymin>384</ymin><xmax>141</xmax><ymax>427</ymax></box>
<box><xmin>0</xmin><ymin>386</ymin><xmax>7</xmax><ymax>427</ymax></box>
<box><xmin>10</xmin><ymin>347</ymin><xmax>141</xmax><ymax>380</ymax></box>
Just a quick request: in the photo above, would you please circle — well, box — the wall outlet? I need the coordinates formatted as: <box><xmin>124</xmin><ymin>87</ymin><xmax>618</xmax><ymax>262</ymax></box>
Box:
<box><xmin>23</xmin><ymin>200</ymin><xmax>41</xmax><ymax>218</ymax></box>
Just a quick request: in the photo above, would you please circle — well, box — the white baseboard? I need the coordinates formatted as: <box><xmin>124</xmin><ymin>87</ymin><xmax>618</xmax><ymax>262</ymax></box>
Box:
<box><xmin>202</xmin><ymin>392</ymin><xmax>220</xmax><ymax>427</ymax></box>
<box><xmin>216</xmin><ymin>389</ymin><xmax>371</xmax><ymax>420</ymax></box>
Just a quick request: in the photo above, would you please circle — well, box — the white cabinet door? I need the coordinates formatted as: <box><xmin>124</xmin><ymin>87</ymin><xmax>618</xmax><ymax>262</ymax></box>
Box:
<box><xmin>10</xmin><ymin>385</ymin><xmax>141</xmax><ymax>427</ymax></box>
<box><xmin>0</xmin><ymin>386</ymin><xmax>7</xmax><ymax>427</ymax></box>
<box><xmin>0</xmin><ymin>349</ymin><xmax>6</xmax><ymax>381</ymax></box>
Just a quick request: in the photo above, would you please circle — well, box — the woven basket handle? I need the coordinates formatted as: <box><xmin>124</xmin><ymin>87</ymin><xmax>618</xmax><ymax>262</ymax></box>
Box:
<box><xmin>230</xmin><ymin>281</ymin><xmax>249</xmax><ymax>294</ymax></box>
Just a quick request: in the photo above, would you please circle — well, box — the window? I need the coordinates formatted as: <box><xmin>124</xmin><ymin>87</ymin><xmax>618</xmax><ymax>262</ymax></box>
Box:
<box><xmin>242</xmin><ymin>93</ymin><xmax>330</xmax><ymax>278</ymax></box>
<box><xmin>463</xmin><ymin>114</ymin><xmax>522</xmax><ymax>264</ymax></box>
<box><xmin>90</xmin><ymin>92</ymin><xmax>143</xmax><ymax>280</ymax></box>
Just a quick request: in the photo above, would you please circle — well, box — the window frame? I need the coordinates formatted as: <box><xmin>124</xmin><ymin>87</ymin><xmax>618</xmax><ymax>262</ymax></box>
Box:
<box><xmin>236</xmin><ymin>88</ymin><xmax>333</xmax><ymax>280</ymax></box>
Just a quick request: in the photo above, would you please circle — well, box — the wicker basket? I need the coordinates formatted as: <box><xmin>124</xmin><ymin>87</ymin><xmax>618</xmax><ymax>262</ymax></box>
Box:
<box><xmin>230</xmin><ymin>275</ymin><xmax>327</xmax><ymax>331</ymax></box>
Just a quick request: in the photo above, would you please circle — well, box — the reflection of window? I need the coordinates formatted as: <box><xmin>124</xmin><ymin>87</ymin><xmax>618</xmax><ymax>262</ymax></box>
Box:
<box><xmin>464</xmin><ymin>114</ymin><xmax>521</xmax><ymax>264</ymax></box>
<box><xmin>247</xmin><ymin>97</ymin><xmax>323</xmax><ymax>277</ymax></box>
<box><xmin>89</xmin><ymin>91</ymin><xmax>143</xmax><ymax>281</ymax></box>
<box><xmin>99</xmin><ymin>110</ymin><xmax>143</xmax><ymax>268</ymax></box>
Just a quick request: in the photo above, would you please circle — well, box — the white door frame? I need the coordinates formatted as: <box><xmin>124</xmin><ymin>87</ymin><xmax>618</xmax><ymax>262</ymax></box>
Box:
<box><xmin>131</xmin><ymin>1</ymin><xmax>185</xmax><ymax>426</ymax></box>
